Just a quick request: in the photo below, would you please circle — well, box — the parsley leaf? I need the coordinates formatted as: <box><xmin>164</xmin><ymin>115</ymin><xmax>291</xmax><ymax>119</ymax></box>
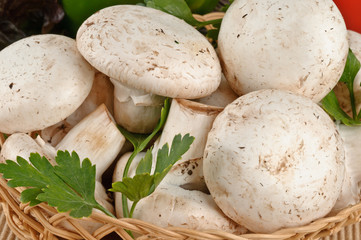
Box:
<box><xmin>112</xmin><ymin>173</ymin><xmax>154</xmax><ymax>202</ymax></box>
<box><xmin>321</xmin><ymin>90</ymin><xmax>361</xmax><ymax>125</ymax></box>
<box><xmin>0</xmin><ymin>150</ymin><xmax>115</xmax><ymax>218</ymax></box>
<box><xmin>322</xmin><ymin>49</ymin><xmax>361</xmax><ymax>125</ymax></box>
<box><xmin>110</xmin><ymin>133</ymin><xmax>195</xmax><ymax>217</ymax></box>
<box><xmin>117</xmin><ymin>98</ymin><xmax>170</xmax><ymax>218</ymax></box>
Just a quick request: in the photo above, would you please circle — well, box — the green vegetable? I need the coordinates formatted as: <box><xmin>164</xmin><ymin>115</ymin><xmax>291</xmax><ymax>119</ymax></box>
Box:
<box><xmin>61</xmin><ymin>0</ymin><xmax>144</xmax><ymax>36</ymax></box>
<box><xmin>145</xmin><ymin>0</ymin><xmax>222</xmax><ymax>42</ymax></box>
<box><xmin>321</xmin><ymin>49</ymin><xmax>361</xmax><ymax>125</ymax></box>
<box><xmin>145</xmin><ymin>0</ymin><xmax>200</xmax><ymax>26</ymax></box>
<box><xmin>185</xmin><ymin>0</ymin><xmax>220</xmax><ymax>15</ymax></box>
<box><xmin>110</xmin><ymin>133</ymin><xmax>195</xmax><ymax>217</ymax></box>
<box><xmin>116</xmin><ymin>98</ymin><xmax>170</xmax><ymax>218</ymax></box>
<box><xmin>0</xmin><ymin>150</ymin><xmax>115</xmax><ymax>218</ymax></box>
<box><xmin>220</xmin><ymin>0</ymin><xmax>234</xmax><ymax>12</ymax></box>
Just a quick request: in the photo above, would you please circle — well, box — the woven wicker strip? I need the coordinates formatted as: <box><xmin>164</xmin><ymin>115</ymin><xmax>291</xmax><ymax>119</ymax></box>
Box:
<box><xmin>1</xmin><ymin>173</ymin><xmax>361</xmax><ymax>240</ymax></box>
<box><xmin>0</xmin><ymin>10</ymin><xmax>361</xmax><ymax>240</ymax></box>
<box><xmin>0</xmin><ymin>205</ymin><xmax>18</xmax><ymax>240</ymax></box>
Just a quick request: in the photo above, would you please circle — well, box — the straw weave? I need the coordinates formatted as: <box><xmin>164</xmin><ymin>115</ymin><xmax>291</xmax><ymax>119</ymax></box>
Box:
<box><xmin>0</xmin><ymin>173</ymin><xmax>361</xmax><ymax>240</ymax></box>
<box><xmin>0</xmin><ymin>12</ymin><xmax>360</xmax><ymax>240</ymax></box>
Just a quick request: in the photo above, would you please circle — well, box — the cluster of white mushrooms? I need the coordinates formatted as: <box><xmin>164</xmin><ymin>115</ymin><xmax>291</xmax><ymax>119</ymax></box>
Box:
<box><xmin>0</xmin><ymin>0</ymin><xmax>360</xmax><ymax>235</ymax></box>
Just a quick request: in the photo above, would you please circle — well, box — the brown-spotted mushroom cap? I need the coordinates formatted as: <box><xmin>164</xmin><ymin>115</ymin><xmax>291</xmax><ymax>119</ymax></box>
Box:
<box><xmin>203</xmin><ymin>89</ymin><xmax>345</xmax><ymax>233</ymax></box>
<box><xmin>218</xmin><ymin>0</ymin><xmax>348</xmax><ymax>102</ymax></box>
<box><xmin>0</xmin><ymin>34</ymin><xmax>95</xmax><ymax>134</ymax></box>
<box><xmin>76</xmin><ymin>4</ymin><xmax>221</xmax><ymax>99</ymax></box>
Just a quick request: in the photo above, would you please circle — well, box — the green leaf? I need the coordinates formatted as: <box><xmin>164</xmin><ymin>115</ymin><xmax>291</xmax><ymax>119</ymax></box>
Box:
<box><xmin>185</xmin><ymin>0</ymin><xmax>220</xmax><ymax>14</ymax></box>
<box><xmin>0</xmin><ymin>155</ymin><xmax>55</xmax><ymax>189</ymax></box>
<box><xmin>145</xmin><ymin>0</ymin><xmax>200</xmax><ymax>26</ymax></box>
<box><xmin>117</xmin><ymin>127</ymin><xmax>149</xmax><ymax>150</ymax></box>
<box><xmin>152</xmin><ymin>133</ymin><xmax>194</xmax><ymax>188</ymax></box>
<box><xmin>154</xmin><ymin>133</ymin><xmax>195</xmax><ymax>174</ymax></box>
<box><xmin>114</xmin><ymin>133</ymin><xmax>195</xmax><ymax>218</ymax></box>
<box><xmin>339</xmin><ymin>49</ymin><xmax>361</xmax><ymax>85</ymax></box>
<box><xmin>120</xmin><ymin>98</ymin><xmax>170</xmax><ymax>218</ymax></box>
<box><xmin>153</xmin><ymin>164</ymin><xmax>173</xmax><ymax>191</ymax></box>
<box><xmin>0</xmin><ymin>151</ymin><xmax>114</xmax><ymax>219</ymax></box>
<box><xmin>321</xmin><ymin>49</ymin><xmax>361</xmax><ymax>125</ymax></box>
<box><xmin>136</xmin><ymin>148</ymin><xmax>153</xmax><ymax>175</ymax></box>
<box><xmin>39</xmin><ymin>151</ymin><xmax>98</xmax><ymax>218</ymax></box>
<box><xmin>339</xmin><ymin>49</ymin><xmax>361</xmax><ymax>119</ymax></box>
<box><xmin>53</xmin><ymin>151</ymin><xmax>97</xmax><ymax>206</ymax></box>
<box><xmin>110</xmin><ymin>174</ymin><xmax>154</xmax><ymax>202</ymax></box>
<box><xmin>62</xmin><ymin>0</ymin><xmax>144</xmax><ymax>36</ymax></box>
<box><xmin>21</xmin><ymin>188</ymin><xmax>43</xmax><ymax>206</ymax></box>
<box><xmin>220</xmin><ymin>0</ymin><xmax>234</xmax><ymax>12</ymax></box>
<box><xmin>321</xmin><ymin>90</ymin><xmax>361</xmax><ymax>126</ymax></box>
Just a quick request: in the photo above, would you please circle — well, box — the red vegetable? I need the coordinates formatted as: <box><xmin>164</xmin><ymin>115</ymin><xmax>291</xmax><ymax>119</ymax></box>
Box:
<box><xmin>333</xmin><ymin>0</ymin><xmax>361</xmax><ymax>33</ymax></box>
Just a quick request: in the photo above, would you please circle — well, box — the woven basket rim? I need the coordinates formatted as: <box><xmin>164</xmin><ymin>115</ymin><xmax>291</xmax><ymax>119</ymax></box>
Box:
<box><xmin>1</xmin><ymin>11</ymin><xmax>360</xmax><ymax>240</ymax></box>
<box><xmin>0</xmin><ymin>175</ymin><xmax>361</xmax><ymax>240</ymax></box>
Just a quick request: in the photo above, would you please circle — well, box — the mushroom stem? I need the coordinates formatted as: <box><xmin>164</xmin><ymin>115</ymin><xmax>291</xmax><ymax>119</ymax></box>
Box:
<box><xmin>110</xmin><ymin>79</ymin><xmax>165</xmax><ymax>134</ymax></box>
<box><xmin>56</xmin><ymin>104</ymin><xmax>125</xmax><ymax>181</ymax></box>
<box><xmin>153</xmin><ymin>99</ymin><xmax>223</xmax><ymax>164</ymax></box>
<box><xmin>0</xmin><ymin>133</ymin><xmax>56</xmax><ymax>165</ymax></box>
<box><xmin>195</xmin><ymin>73</ymin><xmax>238</xmax><ymax>107</ymax></box>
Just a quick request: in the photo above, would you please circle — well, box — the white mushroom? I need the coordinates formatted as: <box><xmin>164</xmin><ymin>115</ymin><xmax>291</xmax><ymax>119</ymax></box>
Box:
<box><xmin>203</xmin><ymin>89</ymin><xmax>345</xmax><ymax>233</ymax></box>
<box><xmin>40</xmin><ymin>72</ymin><xmax>114</xmax><ymax>146</ymax></box>
<box><xmin>0</xmin><ymin>34</ymin><xmax>95</xmax><ymax>134</ymax></box>
<box><xmin>218</xmin><ymin>0</ymin><xmax>348</xmax><ymax>102</ymax></box>
<box><xmin>0</xmin><ymin>133</ymin><xmax>56</xmax><ymax>165</ymax></box>
<box><xmin>56</xmin><ymin>104</ymin><xmax>125</xmax><ymax>181</ymax></box>
<box><xmin>332</xmin><ymin>124</ymin><xmax>361</xmax><ymax>213</ymax></box>
<box><xmin>132</xmin><ymin>185</ymin><xmax>246</xmax><ymax>234</ymax></box>
<box><xmin>76</xmin><ymin>5</ymin><xmax>221</xmax><ymax>133</ymax></box>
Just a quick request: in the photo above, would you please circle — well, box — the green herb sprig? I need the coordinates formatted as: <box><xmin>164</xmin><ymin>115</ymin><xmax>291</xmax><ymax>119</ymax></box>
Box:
<box><xmin>116</xmin><ymin>98</ymin><xmax>170</xmax><ymax>218</ymax></box>
<box><xmin>0</xmin><ymin>150</ymin><xmax>115</xmax><ymax>218</ymax></box>
<box><xmin>116</xmin><ymin>98</ymin><xmax>194</xmax><ymax>218</ymax></box>
<box><xmin>321</xmin><ymin>49</ymin><xmax>361</xmax><ymax>125</ymax></box>
<box><xmin>110</xmin><ymin>133</ymin><xmax>194</xmax><ymax>218</ymax></box>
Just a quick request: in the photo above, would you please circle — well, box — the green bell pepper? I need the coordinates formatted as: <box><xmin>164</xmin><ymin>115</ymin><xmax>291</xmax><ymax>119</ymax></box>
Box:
<box><xmin>185</xmin><ymin>0</ymin><xmax>220</xmax><ymax>14</ymax></box>
<box><xmin>62</xmin><ymin>0</ymin><xmax>144</xmax><ymax>36</ymax></box>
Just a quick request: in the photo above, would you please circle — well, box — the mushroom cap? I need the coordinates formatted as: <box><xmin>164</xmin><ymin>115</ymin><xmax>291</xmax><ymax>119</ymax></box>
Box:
<box><xmin>203</xmin><ymin>89</ymin><xmax>345</xmax><ymax>233</ymax></box>
<box><xmin>218</xmin><ymin>0</ymin><xmax>348</xmax><ymax>102</ymax></box>
<box><xmin>76</xmin><ymin>5</ymin><xmax>221</xmax><ymax>99</ymax></box>
<box><xmin>0</xmin><ymin>34</ymin><xmax>95</xmax><ymax>134</ymax></box>
<box><xmin>132</xmin><ymin>185</ymin><xmax>246</xmax><ymax>234</ymax></box>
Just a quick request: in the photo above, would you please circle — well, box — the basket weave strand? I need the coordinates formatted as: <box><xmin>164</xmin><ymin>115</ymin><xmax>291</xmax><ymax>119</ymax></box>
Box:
<box><xmin>1</xmin><ymin>171</ymin><xmax>361</xmax><ymax>240</ymax></box>
<box><xmin>0</xmin><ymin>12</ymin><xmax>361</xmax><ymax>240</ymax></box>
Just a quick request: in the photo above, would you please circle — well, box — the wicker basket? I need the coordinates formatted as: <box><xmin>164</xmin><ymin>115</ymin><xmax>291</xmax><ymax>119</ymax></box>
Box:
<box><xmin>0</xmin><ymin>12</ymin><xmax>361</xmax><ymax>240</ymax></box>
